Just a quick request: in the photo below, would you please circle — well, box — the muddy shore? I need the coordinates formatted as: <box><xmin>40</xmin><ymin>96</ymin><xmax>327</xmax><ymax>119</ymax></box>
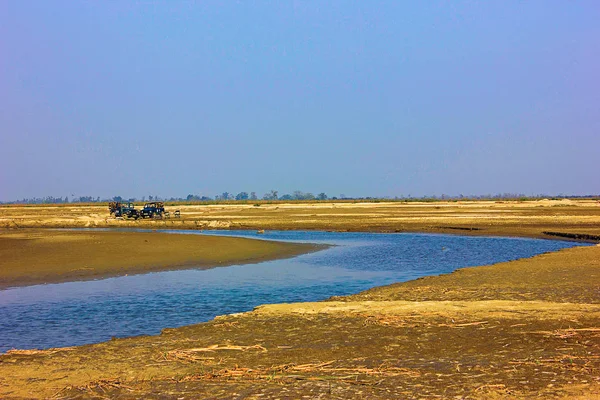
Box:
<box><xmin>0</xmin><ymin>229</ymin><xmax>320</xmax><ymax>289</ymax></box>
<box><xmin>1</xmin><ymin>200</ymin><xmax>599</xmax><ymax>399</ymax></box>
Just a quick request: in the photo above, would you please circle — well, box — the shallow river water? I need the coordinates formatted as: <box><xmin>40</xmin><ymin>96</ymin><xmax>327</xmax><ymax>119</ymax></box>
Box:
<box><xmin>0</xmin><ymin>230</ymin><xmax>586</xmax><ymax>352</ymax></box>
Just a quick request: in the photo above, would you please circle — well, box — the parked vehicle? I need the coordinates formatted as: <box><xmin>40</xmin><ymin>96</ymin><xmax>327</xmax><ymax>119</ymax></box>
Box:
<box><xmin>140</xmin><ymin>202</ymin><xmax>165</xmax><ymax>219</ymax></box>
<box><xmin>108</xmin><ymin>202</ymin><xmax>140</xmax><ymax>219</ymax></box>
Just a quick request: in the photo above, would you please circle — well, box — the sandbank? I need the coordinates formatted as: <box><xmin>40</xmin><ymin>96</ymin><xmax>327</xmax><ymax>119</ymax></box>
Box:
<box><xmin>0</xmin><ymin>229</ymin><xmax>321</xmax><ymax>289</ymax></box>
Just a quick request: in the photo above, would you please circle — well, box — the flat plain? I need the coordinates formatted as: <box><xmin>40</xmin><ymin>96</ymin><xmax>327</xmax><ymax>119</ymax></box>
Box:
<box><xmin>2</xmin><ymin>198</ymin><xmax>600</xmax><ymax>239</ymax></box>
<box><xmin>1</xmin><ymin>199</ymin><xmax>599</xmax><ymax>399</ymax></box>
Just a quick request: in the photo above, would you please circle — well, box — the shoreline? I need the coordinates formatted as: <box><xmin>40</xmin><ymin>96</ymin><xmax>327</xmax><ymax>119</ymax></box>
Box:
<box><xmin>3</xmin><ymin>221</ymin><xmax>600</xmax><ymax>243</ymax></box>
<box><xmin>0</xmin><ymin>229</ymin><xmax>324</xmax><ymax>290</ymax></box>
<box><xmin>1</xmin><ymin>201</ymin><xmax>599</xmax><ymax>398</ymax></box>
<box><xmin>2</xmin><ymin>239</ymin><xmax>599</xmax><ymax>399</ymax></box>
<box><xmin>0</xmin><ymin>225</ymin><xmax>591</xmax><ymax>290</ymax></box>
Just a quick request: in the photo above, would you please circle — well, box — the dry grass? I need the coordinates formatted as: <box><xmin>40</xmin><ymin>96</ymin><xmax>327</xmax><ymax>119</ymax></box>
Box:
<box><xmin>2</xmin><ymin>199</ymin><xmax>600</xmax><ymax>241</ymax></box>
<box><xmin>1</xmin><ymin>200</ymin><xmax>600</xmax><ymax>398</ymax></box>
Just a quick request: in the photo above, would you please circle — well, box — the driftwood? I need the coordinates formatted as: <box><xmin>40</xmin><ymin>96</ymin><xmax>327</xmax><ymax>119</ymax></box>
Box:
<box><xmin>5</xmin><ymin>347</ymin><xmax>75</xmax><ymax>356</ymax></box>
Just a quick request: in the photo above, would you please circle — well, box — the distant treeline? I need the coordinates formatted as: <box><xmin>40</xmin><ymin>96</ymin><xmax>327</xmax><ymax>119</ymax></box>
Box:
<box><xmin>2</xmin><ymin>192</ymin><xmax>599</xmax><ymax>205</ymax></box>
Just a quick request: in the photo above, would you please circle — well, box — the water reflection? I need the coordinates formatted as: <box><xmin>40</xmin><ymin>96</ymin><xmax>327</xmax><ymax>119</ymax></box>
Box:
<box><xmin>0</xmin><ymin>231</ymin><xmax>585</xmax><ymax>352</ymax></box>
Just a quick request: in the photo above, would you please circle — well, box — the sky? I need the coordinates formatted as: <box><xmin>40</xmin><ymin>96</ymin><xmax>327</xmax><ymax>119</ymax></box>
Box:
<box><xmin>1</xmin><ymin>1</ymin><xmax>599</xmax><ymax>201</ymax></box>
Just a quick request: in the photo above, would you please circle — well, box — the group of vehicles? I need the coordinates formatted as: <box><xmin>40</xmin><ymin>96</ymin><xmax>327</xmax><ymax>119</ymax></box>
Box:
<box><xmin>108</xmin><ymin>201</ymin><xmax>174</xmax><ymax>219</ymax></box>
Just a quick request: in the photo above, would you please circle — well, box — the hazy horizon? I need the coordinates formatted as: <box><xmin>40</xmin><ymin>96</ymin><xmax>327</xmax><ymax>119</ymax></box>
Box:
<box><xmin>2</xmin><ymin>2</ymin><xmax>599</xmax><ymax>202</ymax></box>
<box><xmin>3</xmin><ymin>190</ymin><xmax>599</xmax><ymax>205</ymax></box>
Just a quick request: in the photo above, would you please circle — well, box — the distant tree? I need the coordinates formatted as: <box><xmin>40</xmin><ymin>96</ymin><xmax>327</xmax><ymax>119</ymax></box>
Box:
<box><xmin>279</xmin><ymin>194</ymin><xmax>293</xmax><ymax>200</ymax></box>
<box><xmin>317</xmin><ymin>192</ymin><xmax>328</xmax><ymax>200</ymax></box>
<box><xmin>250</xmin><ymin>192</ymin><xmax>258</xmax><ymax>200</ymax></box>
<box><xmin>113</xmin><ymin>196</ymin><xmax>123</xmax><ymax>202</ymax></box>
<box><xmin>292</xmin><ymin>191</ymin><xmax>315</xmax><ymax>200</ymax></box>
<box><xmin>220</xmin><ymin>192</ymin><xmax>233</xmax><ymax>200</ymax></box>
<box><xmin>263</xmin><ymin>190</ymin><xmax>278</xmax><ymax>200</ymax></box>
<box><xmin>236</xmin><ymin>192</ymin><xmax>249</xmax><ymax>200</ymax></box>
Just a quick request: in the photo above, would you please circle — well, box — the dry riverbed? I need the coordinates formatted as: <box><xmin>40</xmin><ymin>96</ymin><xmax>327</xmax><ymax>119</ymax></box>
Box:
<box><xmin>1</xmin><ymin>200</ymin><xmax>599</xmax><ymax>399</ymax></box>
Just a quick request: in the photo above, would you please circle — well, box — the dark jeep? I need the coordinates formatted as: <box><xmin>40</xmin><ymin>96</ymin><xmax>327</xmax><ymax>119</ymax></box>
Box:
<box><xmin>140</xmin><ymin>202</ymin><xmax>165</xmax><ymax>219</ymax></box>
<box><xmin>108</xmin><ymin>202</ymin><xmax>140</xmax><ymax>219</ymax></box>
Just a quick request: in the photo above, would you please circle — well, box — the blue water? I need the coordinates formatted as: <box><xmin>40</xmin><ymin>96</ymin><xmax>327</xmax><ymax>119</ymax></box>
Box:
<box><xmin>0</xmin><ymin>230</ymin><xmax>586</xmax><ymax>352</ymax></box>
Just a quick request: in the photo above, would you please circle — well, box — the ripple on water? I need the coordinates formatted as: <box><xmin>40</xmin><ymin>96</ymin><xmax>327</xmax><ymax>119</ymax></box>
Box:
<box><xmin>0</xmin><ymin>231</ymin><xmax>586</xmax><ymax>352</ymax></box>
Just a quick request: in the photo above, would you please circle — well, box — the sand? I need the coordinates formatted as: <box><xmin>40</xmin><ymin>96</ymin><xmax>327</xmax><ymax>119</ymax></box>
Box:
<box><xmin>1</xmin><ymin>244</ymin><xmax>599</xmax><ymax>399</ymax></box>
<box><xmin>0</xmin><ymin>200</ymin><xmax>599</xmax><ymax>398</ymax></box>
<box><xmin>1</xmin><ymin>198</ymin><xmax>600</xmax><ymax>240</ymax></box>
<box><xmin>0</xmin><ymin>229</ymin><xmax>321</xmax><ymax>289</ymax></box>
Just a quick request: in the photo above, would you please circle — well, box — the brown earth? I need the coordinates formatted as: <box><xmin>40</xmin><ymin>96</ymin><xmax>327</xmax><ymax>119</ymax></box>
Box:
<box><xmin>2</xmin><ymin>198</ymin><xmax>600</xmax><ymax>241</ymax></box>
<box><xmin>0</xmin><ymin>230</ymin><xmax>321</xmax><ymax>289</ymax></box>
<box><xmin>1</xmin><ymin>200</ymin><xmax>600</xmax><ymax>399</ymax></box>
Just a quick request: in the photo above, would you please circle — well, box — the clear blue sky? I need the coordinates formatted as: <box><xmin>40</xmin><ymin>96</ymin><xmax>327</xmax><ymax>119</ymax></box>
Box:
<box><xmin>1</xmin><ymin>1</ymin><xmax>599</xmax><ymax>201</ymax></box>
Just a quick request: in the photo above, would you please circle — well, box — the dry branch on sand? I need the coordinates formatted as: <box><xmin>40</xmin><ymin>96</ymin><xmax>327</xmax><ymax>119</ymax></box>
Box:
<box><xmin>361</xmin><ymin>314</ymin><xmax>490</xmax><ymax>329</ymax></box>
<box><xmin>5</xmin><ymin>347</ymin><xmax>75</xmax><ymax>356</ymax></box>
<box><xmin>53</xmin><ymin>361</ymin><xmax>423</xmax><ymax>398</ymax></box>
<box><xmin>163</xmin><ymin>344</ymin><xmax>267</xmax><ymax>363</ymax></box>
<box><xmin>173</xmin><ymin>344</ymin><xmax>267</xmax><ymax>352</ymax></box>
<box><xmin>51</xmin><ymin>379</ymin><xmax>135</xmax><ymax>400</ymax></box>
<box><xmin>177</xmin><ymin>361</ymin><xmax>421</xmax><ymax>383</ymax></box>
<box><xmin>528</xmin><ymin>327</ymin><xmax>600</xmax><ymax>339</ymax></box>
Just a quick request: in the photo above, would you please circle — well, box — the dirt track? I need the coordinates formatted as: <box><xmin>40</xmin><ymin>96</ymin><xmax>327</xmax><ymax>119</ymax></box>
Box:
<box><xmin>1</xmin><ymin>200</ymin><xmax>599</xmax><ymax>399</ymax></box>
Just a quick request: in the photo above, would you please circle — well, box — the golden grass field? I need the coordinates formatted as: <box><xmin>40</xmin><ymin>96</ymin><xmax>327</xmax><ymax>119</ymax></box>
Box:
<box><xmin>0</xmin><ymin>199</ymin><xmax>599</xmax><ymax>399</ymax></box>
<box><xmin>2</xmin><ymin>198</ymin><xmax>600</xmax><ymax>240</ymax></box>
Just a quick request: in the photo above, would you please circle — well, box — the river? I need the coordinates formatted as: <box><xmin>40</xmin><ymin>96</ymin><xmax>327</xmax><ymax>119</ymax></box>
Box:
<box><xmin>0</xmin><ymin>230</ymin><xmax>586</xmax><ymax>352</ymax></box>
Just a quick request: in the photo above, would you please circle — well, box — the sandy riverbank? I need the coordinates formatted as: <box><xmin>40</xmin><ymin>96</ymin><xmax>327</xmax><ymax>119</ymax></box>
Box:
<box><xmin>1</xmin><ymin>243</ymin><xmax>599</xmax><ymax>399</ymax></box>
<box><xmin>1</xmin><ymin>200</ymin><xmax>599</xmax><ymax>398</ymax></box>
<box><xmin>2</xmin><ymin>199</ymin><xmax>600</xmax><ymax>241</ymax></box>
<box><xmin>0</xmin><ymin>229</ymin><xmax>321</xmax><ymax>289</ymax></box>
